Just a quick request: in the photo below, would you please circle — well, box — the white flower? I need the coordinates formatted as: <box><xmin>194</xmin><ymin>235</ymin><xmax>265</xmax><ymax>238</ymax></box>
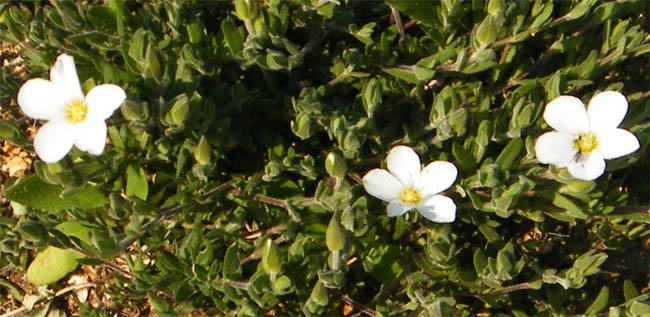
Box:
<box><xmin>17</xmin><ymin>54</ymin><xmax>126</xmax><ymax>163</ymax></box>
<box><xmin>362</xmin><ymin>146</ymin><xmax>458</xmax><ymax>223</ymax></box>
<box><xmin>535</xmin><ymin>91</ymin><xmax>639</xmax><ymax>181</ymax></box>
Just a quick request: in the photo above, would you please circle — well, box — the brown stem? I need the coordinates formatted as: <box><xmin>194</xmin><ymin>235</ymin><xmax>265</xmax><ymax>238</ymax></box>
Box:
<box><xmin>119</xmin><ymin>179</ymin><xmax>237</xmax><ymax>250</ymax></box>
<box><xmin>213</xmin><ymin>277</ymin><xmax>249</xmax><ymax>290</ymax></box>
<box><xmin>483</xmin><ymin>282</ymin><xmax>533</xmax><ymax>296</ymax></box>
<box><xmin>390</xmin><ymin>6</ymin><xmax>406</xmax><ymax>42</ymax></box>
<box><xmin>245</xmin><ymin>224</ymin><xmax>288</xmax><ymax>240</ymax></box>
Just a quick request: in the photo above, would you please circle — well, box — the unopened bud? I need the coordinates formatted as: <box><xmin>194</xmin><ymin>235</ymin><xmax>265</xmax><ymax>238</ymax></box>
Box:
<box><xmin>325</xmin><ymin>152</ymin><xmax>347</xmax><ymax>180</ymax></box>
<box><xmin>476</xmin><ymin>17</ymin><xmax>497</xmax><ymax>47</ymax></box>
<box><xmin>262</xmin><ymin>239</ymin><xmax>282</xmax><ymax>275</ymax></box>
<box><xmin>487</xmin><ymin>0</ymin><xmax>504</xmax><ymax>16</ymax></box>
<box><xmin>194</xmin><ymin>136</ymin><xmax>211</xmax><ymax>165</ymax></box>
<box><xmin>326</xmin><ymin>216</ymin><xmax>345</xmax><ymax>253</ymax></box>
<box><xmin>169</xmin><ymin>95</ymin><xmax>189</xmax><ymax>126</ymax></box>
<box><xmin>310</xmin><ymin>281</ymin><xmax>329</xmax><ymax>306</ymax></box>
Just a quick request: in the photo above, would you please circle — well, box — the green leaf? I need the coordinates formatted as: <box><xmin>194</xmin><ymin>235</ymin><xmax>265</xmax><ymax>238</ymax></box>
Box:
<box><xmin>27</xmin><ymin>246</ymin><xmax>84</xmax><ymax>286</ymax></box>
<box><xmin>478</xmin><ymin>224</ymin><xmax>502</xmax><ymax>244</ymax></box>
<box><xmin>452</xmin><ymin>141</ymin><xmax>476</xmax><ymax>172</ymax></box>
<box><xmin>26</xmin><ymin>221</ymin><xmax>92</xmax><ymax>285</ymax></box>
<box><xmin>0</xmin><ymin>278</ymin><xmax>23</xmax><ymax>303</ymax></box>
<box><xmin>148</xmin><ymin>292</ymin><xmax>172</xmax><ymax>314</ymax></box>
<box><xmin>592</xmin><ymin>1</ymin><xmax>620</xmax><ymax>22</ymax></box>
<box><xmin>496</xmin><ymin>242</ymin><xmax>514</xmax><ymax>273</ymax></box>
<box><xmin>348</xmin><ymin>22</ymin><xmax>376</xmax><ymax>45</ymax></box>
<box><xmin>565</xmin><ymin>0</ymin><xmax>597</xmax><ymax>20</ymax></box>
<box><xmin>128</xmin><ymin>28</ymin><xmax>147</xmax><ymax>64</ymax></box>
<box><xmin>495</xmin><ymin>138</ymin><xmax>523</xmax><ymax>170</ymax></box>
<box><xmin>86</xmin><ymin>5</ymin><xmax>117</xmax><ymax>34</ymax></box>
<box><xmin>584</xmin><ymin>286</ymin><xmax>608</xmax><ymax>316</ymax></box>
<box><xmin>363</xmin><ymin>244</ymin><xmax>403</xmax><ymax>283</ymax></box>
<box><xmin>361</xmin><ymin>78</ymin><xmax>383</xmax><ymax>118</ymax></box>
<box><xmin>630</xmin><ymin>301</ymin><xmax>650</xmax><ymax>315</ymax></box>
<box><xmin>383</xmin><ymin>67</ymin><xmax>421</xmax><ymax>84</ymax></box>
<box><xmin>5</xmin><ymin>175</ymin><xmax>107</xmax><ymax>211</ymax></box>
<box><xmin>274</xmin><ymin>275</ymin><xmax>292</xmax><ymax>290</ymax></box>
<box><xmin>623</xmin><ymin>280</ymin><xmax>638</xmax><ymax>302</ymax></box>
<box><xmin>186</xmin><ymin>20</ymin><xmax>205</xmax><ymax>44</ymax></box>
<box><xmin>387</xmin><ymin>1</ymin><xmax>438</xmax><ymax>27</ymax></box>
<box><xmin>223</xmin><ymin>244</ymin><xmax>240</xmax><ymax>279</ymax></box>
<box><xmin>126</xmin><ymin>164</ymin><xmax>148</xmax><ymax>200</ymax></box>
<box><xmin>473</xmin><ymin>248</ymin><xmax>488</xmax><ymax>274</ymax></box>
<box><xmin>221</xmin><ymin>17</ymin><xmax>244</xmax><ymax>55</ymax></box>
<box><xmin>552</xmin><ymin>193</ymin><xmax>588</xmax><ymax>219</ymax></box>
<box><xmin>144</xmin><ymin>44</ymin><xmax>162</xmax><ymax>81</ymax></box>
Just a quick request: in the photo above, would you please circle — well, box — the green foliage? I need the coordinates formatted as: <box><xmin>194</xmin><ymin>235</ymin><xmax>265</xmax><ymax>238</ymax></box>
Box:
<box><xmin>0</xmin><ymin>0</ymin><xmax>648</xmax><ymax>315</ymax></box>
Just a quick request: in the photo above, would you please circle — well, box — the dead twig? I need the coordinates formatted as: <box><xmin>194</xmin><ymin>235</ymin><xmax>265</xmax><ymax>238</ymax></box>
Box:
<box><xmin>0</xmin><ymin>283</ymin><xmax>96</xmax><ymax>317</ymax></box>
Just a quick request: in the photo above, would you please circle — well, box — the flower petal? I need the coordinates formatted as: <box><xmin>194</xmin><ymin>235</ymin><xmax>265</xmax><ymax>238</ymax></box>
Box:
<box><xmin>33</xmin><ymin>120</ymin><xmax>74</xmax><ymax>163</ymax></box>
<box><xmin>416</xmin><ymin>161</ymin><xmax>457</xmax><ymax>198</ymax></box>
<box><xmin>567</xmin><ymin>151</ymin><xmax>606</xmax><ymax>181</ymax></box>
<box><xmin>387</xmin><ymin>201</ymin><xmax>414</xmax><ymax>217</ymax></box>
<box><xmin>16</xmin><ymin>79</ymin><xmax>66</xmax><ymax>120</ymax></box>
<box><xmin>74</xmin><ymin>120</ymin><xmax>107</xmax><ymax>155</ymax></box>
<box><xmin>386</xmin><ymin>145</ymin><xmax>421</xmax><ymax>186</ymax></box>
<box><xmin>85</xmin><ymin>84</ymin><xmax>127</xmax><ymax>120</ymax></box>
<box><xmin>417</xmin><ymin>195</ymin><xmax>456</xmax><ymax>223</ymax></box>
<box><xmin>587</xmin><ymin>91</ymin><xmax>628</xmax><ymax>133</ymax></box>
<box><xmin>49</xmin><ymin>54</ymin><xmax>84</xmax><ymax>103</ymax></box>
<box><xmin>534</xmin><ymin>131</ymin><xmax>577</xmax><ymax>168</ymax></box>
<box><xmin>543</xmin><ymin>95</ymin><xmax>589</xmax><ymax>135</ymax></box>
<box><xmin>362</xmin><ymin>169</ymin><xmax>402</xmax><ymax>202</ymax></box>
<box><xmin>596</xmin><ymin>128</ymin><xmax>640</xmax><ymax>160</ymax></box>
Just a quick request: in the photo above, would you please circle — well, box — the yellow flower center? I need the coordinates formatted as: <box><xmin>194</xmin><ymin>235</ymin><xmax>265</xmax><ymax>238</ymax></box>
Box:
<box><xmin>64</xmin><ymin>99</ymin><xmax>88</xmax><ymax>124</ymax></box>
<box><xmin>399</xmin><ymin>186</ymin><xmax>422</xmax><ymax>205</ymax></box>
<box><xmin>574</xmin><ymin>133</ymin><xmax>598</xmax><ymax>155</ymax></box>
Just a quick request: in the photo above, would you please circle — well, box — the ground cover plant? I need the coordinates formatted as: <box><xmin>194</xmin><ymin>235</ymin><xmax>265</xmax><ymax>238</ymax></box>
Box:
<box><xmin>0</xmin><ymin>0</ymin><xmax>649</xmax><ymax>316</ymax></box>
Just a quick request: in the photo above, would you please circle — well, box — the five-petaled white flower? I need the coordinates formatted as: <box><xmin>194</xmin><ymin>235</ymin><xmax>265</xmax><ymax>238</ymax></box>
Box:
<box><xmin>362</xmin><ymin>146</ymin><xmax>458</xmax><ymax>223</ymax></box>
<box><xmin>535</xmin><ymin>91</ymin><xmax>639</xmax><ymax>181</ymax></box>
<box><xmin>17</xmin><ymin>54</ymin><xmax>126</xmax><ymax>163</ymax></box>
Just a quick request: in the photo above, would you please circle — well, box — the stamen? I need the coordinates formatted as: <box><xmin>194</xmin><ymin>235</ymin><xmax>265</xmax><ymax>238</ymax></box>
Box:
<box><xmin>64</xmin><ymin>99</ymin><xmax>88</xmax><ymax>123</ymax></box>
<box><xmin>399</xmin><ymin>187</ymin><xmax>422</xmax><ymax>205</ymax></box>
<box><xmin>574</xmin><ymin>133</ymin><xmax>598</xmax><ymax>155</ymax></box>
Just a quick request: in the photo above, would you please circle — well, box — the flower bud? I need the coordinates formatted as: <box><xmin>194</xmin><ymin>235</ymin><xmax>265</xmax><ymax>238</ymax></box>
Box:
<box><xmin>326</xmin><ymin>215</ymin><xmax>345</xmax><ymax>253</ymax></box>
<box><xmin>325</xmin><ymin>152</ymin><xmax>347</xmax><ymax>180</ymax></box>
<box><xmin>476</xmin><ymin>17</ymin><xmax>497</xmax><ymax>47</ymax></box>
<box><xmin>487</xmin><ymin>0</ymin><xmax>504</xmax><ymax>16</ymax></box>
<box><xmin>310</xmin><ymin>281</ymin><xmax>329</xmax><ymax>306</ymax></box>
<box><xmin>169</xmin><ymin>96</ymin><xmax>189</xmax><ymax>126</ymax></box>
<box><xmin>262</xmin><ymin>239</ymin><xmax>282</xmax><ymax>275</ymax></box>
<box><xmin>194</xmin><ymin>136</ymin><xmax>211</xmax><ymax>165</ymax></box>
